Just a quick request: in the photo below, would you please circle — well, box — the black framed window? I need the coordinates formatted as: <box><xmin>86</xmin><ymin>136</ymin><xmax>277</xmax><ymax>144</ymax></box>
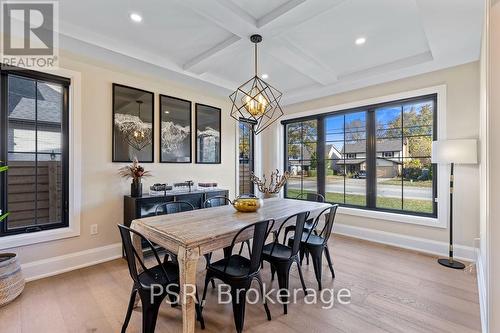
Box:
<box><xmin>239</xmin><ymin>120</ymin><xmax>255</xmax><ymax>195</ymax></box>
<box><xmin>0</xmin><ymin>69</ymin><xmax>70</xmax><ymax>236</ymax></box>
<box><xmin>285</xmin><ymin>119</ymin><xmax>318</xmax><ymax>198</ymax></box>
<box><xmin>283</xmin><ymin>94</ymin><xmax>437</xmax><ymax>218</ymax></box>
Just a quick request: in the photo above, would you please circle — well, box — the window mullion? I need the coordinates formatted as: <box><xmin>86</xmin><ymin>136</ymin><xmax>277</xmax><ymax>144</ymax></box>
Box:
<box><xmin>317</xmin><ymin>116</ymin><xmax>325</xmax><ymax>197</ymax></box>
<box><xmin>366</xmin><ymin>109</ymin><xmax>377</xmax><ymax>208</ymax></box>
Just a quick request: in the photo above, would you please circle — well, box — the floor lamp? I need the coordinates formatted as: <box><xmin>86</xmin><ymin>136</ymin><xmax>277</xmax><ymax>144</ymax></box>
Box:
<box><xmin>431</xmin><ymin>139</ymin><xmax>478</xmax><ymax>269</ymax></box>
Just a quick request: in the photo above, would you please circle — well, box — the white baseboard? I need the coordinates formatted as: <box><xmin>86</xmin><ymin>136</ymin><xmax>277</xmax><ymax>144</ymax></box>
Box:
<box><xmin>333</xmin><ymin>223</ymin><xmax>476</xmax><ymax>262</ymax></box>
<box><xmin>21</xmin><ymin>243</ymin><xmax>122</xmax><ymax>282</ymax></box>
<box><xmin>20</xmin><ymin>225</ymin><xmax>476</xmax><ymax>283</ymax></box>
<box><xmin>476</xmin><ymin>248</ymin><xmax>488</xmax><ymax>333</ymax></box>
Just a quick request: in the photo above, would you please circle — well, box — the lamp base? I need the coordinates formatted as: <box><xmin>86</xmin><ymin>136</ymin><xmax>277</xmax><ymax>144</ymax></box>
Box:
<box><xmin>438</xmin><ymin>258</ymin><xmax>465</xmax><ymax>269</ymax></box>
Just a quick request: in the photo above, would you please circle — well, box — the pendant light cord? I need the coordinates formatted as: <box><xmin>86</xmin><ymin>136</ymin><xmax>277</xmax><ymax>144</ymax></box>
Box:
<box><xmin>254</xmin><ymin>42</ymin><xmax>258</xmax><ymax>76</ymax></box>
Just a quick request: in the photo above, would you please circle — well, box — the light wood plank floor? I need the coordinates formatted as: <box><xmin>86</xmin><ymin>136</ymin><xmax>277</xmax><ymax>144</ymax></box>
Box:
<box><xmin>0</xmin><ymin>235</ymin><xmax>481</xmax><ymax>333</ymax></box>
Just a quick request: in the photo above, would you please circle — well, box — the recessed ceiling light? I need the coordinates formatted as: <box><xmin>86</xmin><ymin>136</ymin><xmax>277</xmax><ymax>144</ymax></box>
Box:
<box><xmin>261</xmin><ymin>73</ymin><xmax>269</xmax><ymax>79</ymax></box>
<box><xmin>355</xmin><ymin>37</ymin><xmax>366</xmax><ymax>45</ymax></box>
<box><xmin>130</xmin><ymin>13</ymin><xmax>143</xmax><ymax>23</ymax></box>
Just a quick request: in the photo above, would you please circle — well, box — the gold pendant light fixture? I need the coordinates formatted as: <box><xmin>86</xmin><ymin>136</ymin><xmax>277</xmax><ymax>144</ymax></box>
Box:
<box><xmin>230</xmin><ymin>34</ymin><xmax>283</xmax><ymax>134</ymax></box>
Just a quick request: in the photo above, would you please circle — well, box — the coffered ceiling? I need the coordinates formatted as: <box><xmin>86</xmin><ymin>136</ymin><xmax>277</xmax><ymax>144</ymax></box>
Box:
<box><xmin>57</xmin><ymin>0</ymin><xmax>484</xmax><ymax>105</ymax></box>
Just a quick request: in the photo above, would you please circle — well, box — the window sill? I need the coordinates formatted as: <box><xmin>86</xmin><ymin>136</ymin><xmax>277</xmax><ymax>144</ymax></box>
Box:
<box><xmin>0</xmin><ymin>227</ymin><xmax>80</xmax><ymax>250</ymax></box>
<box><xmin>337</xmin><ymin>206</ymin><xmax>446</xmax><ymax>228</ymax></box>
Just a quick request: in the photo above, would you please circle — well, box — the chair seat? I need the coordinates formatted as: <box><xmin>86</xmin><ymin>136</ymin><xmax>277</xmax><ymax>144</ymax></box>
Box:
<box><xmin>208</xmin><ymin>255</ymin><xmax>252</xmax><ymax>278</ymax></box>
<box><xmin>262</xmin><ymin>243</ymin><xmax>292</xmax><ymax>261</ymax></box>
<box><xmin>289</xmin><ymin>233</ymin><xmax>325</xmax><ymax>246</ymax></box>
<box><xmin>138</xmin><ymin>262</ymin><xmax>179</xmax><ymax>288</ymax></box>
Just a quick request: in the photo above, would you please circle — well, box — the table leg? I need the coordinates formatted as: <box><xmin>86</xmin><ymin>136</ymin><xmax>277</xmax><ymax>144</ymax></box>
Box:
<box><xmin>178</xmin><ymin>246</ymin><xmax>200</xmax><ymax>333</ymax></box>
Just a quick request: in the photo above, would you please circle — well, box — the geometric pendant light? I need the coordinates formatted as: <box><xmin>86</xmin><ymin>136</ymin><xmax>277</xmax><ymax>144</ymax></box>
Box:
<box><xmin>230</xmin><ymin>34</ymin><xmax>284</xmax><ymax>134</ymax></box>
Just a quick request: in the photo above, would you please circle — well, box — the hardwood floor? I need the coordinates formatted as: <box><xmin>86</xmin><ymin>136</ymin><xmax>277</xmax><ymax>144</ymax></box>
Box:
<box><xmin>0</xmin><ymin>235</ymin><xmax>481</xmax><ymax>333</ymax></box>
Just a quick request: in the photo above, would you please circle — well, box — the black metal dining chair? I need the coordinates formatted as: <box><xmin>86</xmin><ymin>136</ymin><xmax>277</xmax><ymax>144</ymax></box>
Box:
<box><xmin>155</xmin><ymin>200</ymin><xmax>195</xmax><ymax>215</ymax></box>
<box><xmin>201</xmin><ymin>219</ymin><xmax>274</xmax><ymax>333</ymax></box>
<box><xmin>288</xmin><ymin>205</ymin><xmax>338</xmax><ymax>290</ymax></box>
<box><xmin>118</xmin><ymin>224</ymin><xmax>205</xmax><ymax>333</ymax></box>
<box><xmin>204</xmin><ymin>195</ymin><xmax>252</xmax><ymax>257</ymax></box>
<box><xmin>282</xmin><ymin>193</ymin><xmax>325</xmax><ymax>264</ymax></box>
<box><xmin>261</xmin><ymin>211</ymin><xmax>309</xmax><ymax>314</ymax></box>
<box><xmin>204</xmin><ymin>196</ymin><xmax>232</xmax><ymax>208</ymax></box>
<box><xmin>154</xmin><ymin>201</ymin><xmax>195</xmax><ymax>264</ymax></box>
<box><xmin>203</xmin><ymin>196</ymin><xmax>233</xmax><ymax>288</ymax></box>
<box><xmin>295</xmin><ymin>192</ymin><xmax>325</xmax><ymax>203</ymax></box>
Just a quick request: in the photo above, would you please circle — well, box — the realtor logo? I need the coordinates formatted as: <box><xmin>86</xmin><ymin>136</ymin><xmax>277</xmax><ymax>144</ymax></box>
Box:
<box><xmin>1</xmin><ymin>1</ymin><xmax>59</xmax><ymax>69</ymax></box>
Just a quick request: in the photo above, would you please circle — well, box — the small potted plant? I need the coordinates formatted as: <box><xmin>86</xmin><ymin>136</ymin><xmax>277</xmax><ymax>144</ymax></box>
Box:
<box><xmin>119</xmin><ymin>158</ymin><xmax>151</xmax><ymax>197</ymax></box>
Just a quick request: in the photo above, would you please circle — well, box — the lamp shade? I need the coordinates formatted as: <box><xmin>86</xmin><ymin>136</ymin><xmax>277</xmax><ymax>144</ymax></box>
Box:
<box><xmin>431</xmin><ymin>139</ymin><xmax>478</xmax><ymax>164</ymax></box>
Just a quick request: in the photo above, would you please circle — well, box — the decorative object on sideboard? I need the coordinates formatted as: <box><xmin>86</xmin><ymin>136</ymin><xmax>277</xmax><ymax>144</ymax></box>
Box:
<box><xmin>232</xmin><ymin>197</ymin><xmax>263</xmax><ymax>213</ymax></box>
<box><xmin>431</xmin><ymin>139</ymin><xmax>478</xmax><ymax>270</ymax></box>
<box><xmin>118</xmin><ymin>158</ymin><xmax>151</xmax><ymax>197</ymax></box>
<box><xmin>251</xmin><ymin>169</ymin><xmax>290</xmax><ymax>199</ymax></box>
<box><xmin>198</xmin><ymin>182</ymin><xmax>218</xmax><ymax>188</ymax></box>
<box><xmin>160</xmin><ymin>94</ymin><xmax>192</xmax><ymax>163</ymax></box>
<box><xmin>229</xmin><ymin>34</ymin><xmax>284</xmax><ymax>135</ymax></box>
<box><xmin>195</xmin><ymin>103</ymin><xmax>221</xmax><ymax>164</ymax></box>
<box><xmin>112</xmin><ymin>84</ymin><xmax>154</xmax><ymax>162</ymax></box>
<box><xmin>0</xmin><ymin>253</ymin><xmax>25</xmax><ymax>307</ymax></box>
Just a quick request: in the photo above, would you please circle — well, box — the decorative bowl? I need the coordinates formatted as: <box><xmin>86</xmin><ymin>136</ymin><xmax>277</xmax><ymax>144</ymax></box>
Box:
<box><xmin>232</xmin><ymin>197</ymin><xmax>263</xmax><ymax>213</ymax></box>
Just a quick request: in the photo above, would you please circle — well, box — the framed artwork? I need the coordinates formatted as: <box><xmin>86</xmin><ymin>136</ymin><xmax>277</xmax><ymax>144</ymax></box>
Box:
<box><xmin>112</xmin><ymin>84</ymin><xmax>154</xmax><ymax>162</ymax></box>
<box><xmin>159</xmin><ymin>94</ymin><xmax>192</xmax><ymax>163</ymax></box>
<box><xmin>195</xmin><ymin>103</ymin><xmax>221</xmax><ymax>164</ymax></box>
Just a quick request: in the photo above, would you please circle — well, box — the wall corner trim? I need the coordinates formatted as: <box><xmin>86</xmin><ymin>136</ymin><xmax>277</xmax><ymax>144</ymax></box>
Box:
<box><xmin>476</xmin><ymin>248</ymin><xmax>489</xmax><ymax>333</ymax></box>
<box><xmin>21</xmin><ymin>243</ymin><xmax>122</xmax><ymax>282</ymax></box>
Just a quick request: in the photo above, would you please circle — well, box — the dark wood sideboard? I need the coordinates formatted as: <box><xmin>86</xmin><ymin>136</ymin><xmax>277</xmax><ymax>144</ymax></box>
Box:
<box><xmin>123</xmin><ymin>189</ymin><xmax>229</xmax><ymax>253</ymax></box>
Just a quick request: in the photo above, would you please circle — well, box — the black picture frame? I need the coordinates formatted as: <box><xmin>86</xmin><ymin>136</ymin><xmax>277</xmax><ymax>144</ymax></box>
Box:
<box><xmin>159</xmin><ymin>94</ymin><xmax>192</xmax><ymax>163</ymax></box>
<box><xmin>112</xmin><ymin>83</ymin><xmax>154</xmax><ymax>163</ymax></box>
<box><xmin>195</xmin><ymin>103</ymin><xmax>221</xmax><ymax>164</ymax></box>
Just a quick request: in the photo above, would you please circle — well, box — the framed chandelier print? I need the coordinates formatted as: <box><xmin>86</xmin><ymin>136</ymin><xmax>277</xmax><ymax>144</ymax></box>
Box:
<box><xmin>195</xmin><ymin>103</ymin><xmax>221</xmax><ymax>164</ymax></box>
<box><xmin>112</xmin><ymin>84</ymin><xmax>154</xmax><ymax>162</ymax></box>
<box><xmin>159</xmin><ymin>94</ymin><xmax>192</xmax><ymax>163</ymax></box>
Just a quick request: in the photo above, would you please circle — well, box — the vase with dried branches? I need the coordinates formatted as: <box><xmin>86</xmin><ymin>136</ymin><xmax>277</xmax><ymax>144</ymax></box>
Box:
<box><xmin>251</xmin><ymin>169</ymin><xmax>290</xmax><ymax>199</ymax></box>
<box><xmin>118</xmin><ymin>158</ymin><xmax>151</xmax><ymax>197</ymax></box>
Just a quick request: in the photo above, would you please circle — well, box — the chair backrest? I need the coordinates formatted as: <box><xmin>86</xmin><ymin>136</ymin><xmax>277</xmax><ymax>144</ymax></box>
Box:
<box><xmin>204</xmin><ymin>196</ymin><xmax>232</xmax><ymax>208</ymax></box>
<box><xmin>306</xmin><ymin>205</ymin><xmax>338</xmax><ymax>245</ymax></box>
<box><xmin>117</xmin><ymin>224</ymin><xmax>170</xmax><ymax>286</ymax></box>
<box><xmin>269</xmin><ymin>211</ymin><xmax>308</xmax><ymax>258</ymax></box>
<box><xmin>296</xmin><ymin>192</ymin><xmax>325</xmax><ymax>203</ymax></box>
<box><xmin>224</xmin><ymin>219</ymin><xmax>274</xmax><ymax>274</ymax></box>
<box><xmin>155</xmin><ymin>201</ymin><xmax>195</xmax><ymax>215</ymax></box>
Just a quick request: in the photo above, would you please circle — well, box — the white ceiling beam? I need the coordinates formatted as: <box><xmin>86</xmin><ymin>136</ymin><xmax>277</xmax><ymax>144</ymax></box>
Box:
<box><xmin>183</xmin><ymin>35</ymin><xmax>241</xmax><ymax>71</ymax></box>
<box><xmin>268</xmin><ymin>38</ymin><xmax>339</xmax><ymax>85</ymax></box>
<box><xmin>337</xmin><ymin>51</ymin><xmax>434</xmax><ymax>81</ymax></box>
<box><xmin>175</xmin><ymin>0</ymin><xmax>256</xmax><ymax>38</ymax></box>
<box><xmin>177</xmin><ymin>0</ymin><xmax>344</xmax><ymax>85</ymax></box>
<box><xmin>256</xmin><ymin>0</ymin><xmax>307</xmax><ymax>28</ymax></box>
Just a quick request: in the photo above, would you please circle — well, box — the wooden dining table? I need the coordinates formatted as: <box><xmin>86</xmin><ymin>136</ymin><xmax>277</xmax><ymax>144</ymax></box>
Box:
<box><xmin>130</xmin><ymin>197</ymin><xmax>331</xmax><ymax>333</ymax></box>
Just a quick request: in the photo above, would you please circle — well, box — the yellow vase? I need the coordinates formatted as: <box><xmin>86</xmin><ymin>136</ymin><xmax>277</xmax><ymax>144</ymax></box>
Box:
<box><xmin>232</xmin><ymin>197</ymin><xmax>263</xmax><ymax>212</ymax></box>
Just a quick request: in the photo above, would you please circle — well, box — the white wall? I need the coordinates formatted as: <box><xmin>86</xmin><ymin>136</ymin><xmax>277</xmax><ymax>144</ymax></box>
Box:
<box><xmin>262</xmin><ymin>62</ymin><xmax>480</xmax><ymax>251</ymax></box>
<box><xmin>487</xmin><ymin>1</ymin><xmax>500</xmax><ymax>332</ymax></box>
<box><xmin>3</xmin><ymin>50</ymin><xmax>236</xmax><ymax>266</ymax></box>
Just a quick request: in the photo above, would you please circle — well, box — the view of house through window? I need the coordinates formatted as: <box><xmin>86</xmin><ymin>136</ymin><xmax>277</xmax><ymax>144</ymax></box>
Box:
<box><xmin>0</xmin><ymin>70</ymin><xmax>70</xmax><ymax>236</ymax></box>
<box><xmin>284</xmin><ymin>94</ymin><xmax>436</xmax><ymax>217</ymax></box>
<box><xmin>286</xmin><ymin>120</ymin><xmax>318</xmax><ymax>198</ymax></box>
